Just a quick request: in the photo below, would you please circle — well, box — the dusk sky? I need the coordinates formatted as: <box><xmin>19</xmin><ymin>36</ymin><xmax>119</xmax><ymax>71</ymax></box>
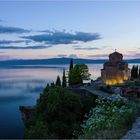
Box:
<box><xmin>1</xmin><ymin>1</ymin><xmax>140</xmax><ymax>60</ymax></box>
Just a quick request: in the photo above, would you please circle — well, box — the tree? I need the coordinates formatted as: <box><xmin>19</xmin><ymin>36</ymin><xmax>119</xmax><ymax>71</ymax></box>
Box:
<box><xmin>25</xmin><ymin>121</ymin><xmax>48</xmax><ymax>139</ymax></box>
<box><xmin>68</xmin><ymin>64</ymin><xmax>91</xmax><ymax>86</ymax></box>
<box><xmin>36</xmin><ymin>86</ymin><xmax>82</xmax><ymax>139</ymax></box>
<box><xmin>68</xmin><ymin>66</ymin><xmax>82</xmax><ymax>86</ymax></box>
<box><xmin>62</xmin><ymin>69</ymin><xmax>67</xmax><ymax>87</ymax></box>
<box><xmin>131</xmin><ymin>65</ymin><xmax>138</xmax><ymax>79</ymax></box>
<box><xmin>51</xmin><ymin>82</ymin><xmax>55</xmax><ymax>86</ymax></box>
<box><xmin>69</xmin><ymin>59</ymin><xmax>73</xmax><ymax>71</ymax></box>
<box><xmin>131</xmin><ymin>65</ymin><xmax>134</xmax><ymax>80</ymax></box>
<box><xmin>139</xmin><ymin>66</ymin><xmax>140</xmax><ymax>79</ymax></box>
<box><xmin>24</xmin><ymin>85</ymin><xmax>98</xmax><ymax>139</ymax></box>
<box><xmin>135</xmin><ymin>65</ymin><xmax>138</xmax><ymax>78</ymax></box>
<box><xmin>56</xmin><ymin>76</ymin><xmax>61</xmax><ymax>86</ymax></box>
<box><xmin>74</xmin><ymin>64</ymin><xmax>91</xmax><ymax>80</ymax></box>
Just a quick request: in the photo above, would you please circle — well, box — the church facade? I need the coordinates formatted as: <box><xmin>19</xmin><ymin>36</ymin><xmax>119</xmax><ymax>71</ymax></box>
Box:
<box><xmin>101</xmin><ymin>51</ymin><xmax>130</xmax><ymax>85</ymax></box>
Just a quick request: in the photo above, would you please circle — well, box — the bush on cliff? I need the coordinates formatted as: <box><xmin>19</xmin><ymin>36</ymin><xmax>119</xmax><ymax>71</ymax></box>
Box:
<box><xmin>24</xmin><ymin>85</ymin><xmax>97</xmax><ymax>139</ymax></box>
<box><xmin>79</xmin><ymin>95</ymin><xmax>137</xmax><ymax>139</ymax></box>
<box><xmin>37</xmin><ymin>86</ymin><xmax>82</xmax><ymax>138</ymax></box>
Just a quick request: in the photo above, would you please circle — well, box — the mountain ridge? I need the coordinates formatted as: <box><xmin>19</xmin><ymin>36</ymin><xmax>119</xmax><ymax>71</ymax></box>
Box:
<box><xmin>0</xmin><ymin>57</ymin><xmax>140</xmax><ymax>66</ymax></box>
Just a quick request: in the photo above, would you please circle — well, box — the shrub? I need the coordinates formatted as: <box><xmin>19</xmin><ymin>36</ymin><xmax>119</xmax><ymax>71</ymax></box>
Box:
<box><xmin>24</xmin><ymin>85</ymin><xmax>98</xmax><ymax>139</ymax></box>
<box><xmin>79</xmin><ymin>95</ymin><xmax>137</xmax><ymax>139</ymax></box>
<box><xmin>25</xmin><ymin>86</ymin><xmax>83</xmax><ymax>139</ymax></box>
<box><xmin>25</xmin><ymin>121</ymin><xmax>48</xmax><ymax>139</ymax></box>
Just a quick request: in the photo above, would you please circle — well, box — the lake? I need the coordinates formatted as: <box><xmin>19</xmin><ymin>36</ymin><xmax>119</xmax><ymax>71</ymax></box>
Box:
<box><xmin>0</xmin><ymin>63</ymin><xmax>136</xmax><ymax>138</ymax></box>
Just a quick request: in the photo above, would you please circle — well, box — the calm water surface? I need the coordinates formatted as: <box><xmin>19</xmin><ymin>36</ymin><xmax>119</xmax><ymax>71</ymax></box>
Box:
<box><xmin>0</xmin><ymin>63</ymin><xmax>135</xmax><ymax>138</ymax></box>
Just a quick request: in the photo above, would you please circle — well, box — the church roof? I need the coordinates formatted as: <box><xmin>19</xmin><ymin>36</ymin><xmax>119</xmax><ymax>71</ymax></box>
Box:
<box><xmin>109</xmin><ymin>51</ymin><xmax>123</xmax><ymax>57</ymax></box>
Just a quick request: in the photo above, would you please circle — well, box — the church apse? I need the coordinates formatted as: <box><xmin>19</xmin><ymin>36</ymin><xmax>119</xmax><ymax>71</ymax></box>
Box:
<box><xmin>101</xmin><ymin>51</ymin><xmax>130</xmax><ymax>85</ymax></box>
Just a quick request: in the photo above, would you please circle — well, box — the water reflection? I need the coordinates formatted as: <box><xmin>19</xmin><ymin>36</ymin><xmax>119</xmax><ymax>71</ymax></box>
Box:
<box><xmin>0</xmin><ymin>67</ymin><xmax>64</xmax><ymax>139</ymax></box>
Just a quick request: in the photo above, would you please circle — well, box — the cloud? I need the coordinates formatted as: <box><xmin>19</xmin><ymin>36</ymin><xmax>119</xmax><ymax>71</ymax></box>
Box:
<box><xmin>57</xmin><ymin>54</ymin><xmax>67</xmax><ymax>58</ymax></box>
<box><xmin>0</xmin><ymin>45</ymin><xmax>51</xmax><ymax>49</ymax></box>
<box><xmin>88</xmin><ymin>54</ymin><xmax>108</xmax><ymax>58</ymax></box>
<box><xmin>134</xmin><ymin>53</ymin><xmax>140</xmax><ymax>57</ymax></box>
<box><xmin>73</xmin><ymin>45</ymin><xmax>100</xmax><ymax>50</ymax></box>
<box><xmin>57</xmin><ymin>54</ymin><xmax>78</xmax><ymax>58</ymax></box>
<box><xmin>72</xmin><ymin>45</ymin><xmax>81</xmax><ymax>48</ymax></box>
<box><xmin>102</xmin><ymin>46</ymin><xmax>111</xmax><ymax>48</ymax></box>
<box><xmin>0</xmin><ymin>55</ymin><xmax>11</xmax><ymax>59</ymax></box>
<box><xmin>22</xmin><ymin>31</ymin><xmax>101</xmax><ymax>45</ymax></box>
<box><xmin>0</xmin><ymin>25</ymin><xmax>29</xmax><ymax>34</ymax></box>
<box><xmin>0</xmin><ymin>40</ymin><xmax>26</xmax><ymax>45</ymax></box>
<box><xmin>68</xmin><ymin>54</ymin><xmax>78</xmax><ymax>59</ymax></box>
<box><xmin>123</xmin><ymin>51</ymin><xmax>140</xmax><ymax>58</ymax></box>
<box><xmin>0</xmin><ymin>20</ymin><xmax>4</xmax><ymax>22</ymax></box>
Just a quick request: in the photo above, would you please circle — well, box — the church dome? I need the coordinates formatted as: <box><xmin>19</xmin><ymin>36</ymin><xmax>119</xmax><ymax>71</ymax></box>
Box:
<box><xmin>109</xmin><ymin>51</ymin><xmax>122</xmax><ymax>57</ymax></box>
<box><xmin>109</xmin><ymin>51</ymin><xmax>123</xmax><ymax>61</ymax></box>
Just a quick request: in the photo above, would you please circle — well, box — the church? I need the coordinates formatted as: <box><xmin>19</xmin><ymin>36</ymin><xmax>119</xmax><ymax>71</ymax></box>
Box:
<box><xmin>101</xmin><ymin>51</ymin><xmax>130</xmax><ymax>85</ymax></box>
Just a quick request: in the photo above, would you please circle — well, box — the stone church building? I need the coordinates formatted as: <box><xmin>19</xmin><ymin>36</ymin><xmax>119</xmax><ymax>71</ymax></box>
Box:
<box><xmin>101</xmin><ymin>51</ymin><xmax>130</xmax><ymax>85</ymax></box>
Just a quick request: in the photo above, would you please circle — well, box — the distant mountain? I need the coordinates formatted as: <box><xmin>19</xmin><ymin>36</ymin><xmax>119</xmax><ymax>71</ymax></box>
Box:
<box><xmin>126</xmin><ymin>59</ymin><xmax>140</xmax><ymax>63</ymax></box>
<box><xmin>0</xmin><ymin>58</ymin><xmax>140</xmax><ymax>67</ymax></box>
<box><xmin>0</xmin><ymin>58</ymin><xmax>106</xmax><ymax>66</ymax></box>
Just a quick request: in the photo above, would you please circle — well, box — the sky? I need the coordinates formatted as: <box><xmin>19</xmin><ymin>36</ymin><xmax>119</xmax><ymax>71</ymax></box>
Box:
<box><xmin>0</xmin><ymin>1</ymin><xmax>140</xmax><ymax>60</ymax></box>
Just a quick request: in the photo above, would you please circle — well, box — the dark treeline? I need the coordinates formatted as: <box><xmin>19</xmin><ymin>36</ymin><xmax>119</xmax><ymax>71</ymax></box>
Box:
<box><xmin>131</xmin><ymin>65</ymin><xmax>140</xmax><ymax>79</ymax></box>
<box><xmin>55</xmin><ymin>69</ymin><xmax>67</xmax><ymax>87</ymax></box>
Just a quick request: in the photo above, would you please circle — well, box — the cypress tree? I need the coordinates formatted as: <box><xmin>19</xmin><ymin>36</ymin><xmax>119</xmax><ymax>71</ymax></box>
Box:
<box><xmin>131</xmin><ymin>65</ymin><xmax>139</xmax><ymax>79</ymax></box>
<box><xmin>134</xmin><ymin>65</ymin><xmax>138</xmax><ymax>79</ymax></box>
<box><xmin>69</xmin><ymin>59</ymin><xmax>73</xmax><ymax>71</ymax></box>
<box><xmin>131</xmin><ymin>66</ymin><xmax>134</xmax><ymax>80</ymax></box>
<box><xmin>136</xmin><ymin>65</ymin><xmax>139</xmax><ymax>78</ymax></box>
<box><xmin>133</xmin><ymin>65</ymin><xmax>136</xmax><ymax>79</ymax></box>
<box><xmin>56</xmin><ymin>76</ymin><xmax>61</xmax><ymax>86</ymax></box>
<box><xmin>139</xmin><ymin>66</ymin><xmax>140</xmax><ymax>79</ymax></box>
<box><xmin>51</xmin><ymin>82</ymin><xmax>55</xmax><ymax>87</ymax></box>
<box><xmin>68</xmin><ymin>59</ymin><xmax>73</xmax><ymax>86</ymax></box>
<box><xmin>62</xmin><ymin>69</ymin><xmax>67</xmax><ymax>87</ymax></box>
<box><xmin>131</xmin><ymin>65</ymin><xmax>134</xmax><ymax>80</ymax></box>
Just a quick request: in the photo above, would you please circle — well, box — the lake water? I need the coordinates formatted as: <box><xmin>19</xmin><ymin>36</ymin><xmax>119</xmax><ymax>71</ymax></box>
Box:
<box><xmin>0</xmin><ymin>63</ymin><xmax>136</xmax><ymax>138</ymax></box>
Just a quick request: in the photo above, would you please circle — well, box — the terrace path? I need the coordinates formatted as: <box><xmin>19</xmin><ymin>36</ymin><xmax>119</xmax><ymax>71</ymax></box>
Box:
<box><xmin>122</xmin><ymin>117</ymin><xmax>140</xmax><ymax>139</ymax></box>
<box><xmin>79</xmin><ymin>86</ymin><xmax>111</xmax><ymax>98</ymax></box>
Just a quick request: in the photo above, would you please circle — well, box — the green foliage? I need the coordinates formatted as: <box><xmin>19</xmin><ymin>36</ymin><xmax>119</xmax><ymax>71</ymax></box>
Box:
<box><xmin>24</xmin><ymin>85</ymin><xmax>98</xmax><ymax>139</ymax></box>
<box><xmin>62</xmin><ymin>69</ymin><xmax>67</xmax><ymax>87</ymax></box>
<box><xmin>55</xmin><ymin>75</ymin><xmax>61</xmax><ymax>86</ymax></box>
<box><xmin>26</xmin><ymin>86</ymin><xmax>83</xmax><ymax>139</ymax></box>
<box><xmin>80</xmin><ymin>94</ymin><xmax>98</xmax><ymax>117</ymax></box>
<box><xmin>74</xmin><ymin>64</ymin><xmax>91</xmax><ymax>80</ymax></box>
<box><xmin>69</xmin><ymin>66</ymin><xmax>82</xmax><ymax>85</ymax></box>
<box><xmin>69</xmin><ymin>58</ymin><xmax>73</xmax><ymax>71</ymax></box>
<box><xmin>25</xmin><ymin>121</ymin><xmax>48</xmax><ymax>139</ymax></box>
<box><xmin>68</xmin><ymin>64</ymin><xmax>90</xmax><ymax>86</ymax></box>
<box><xmin>79</xmin><ymin>95</ymin><xmax>137</xmax><ymax>139</ymax></box>
<box><xmin>131</xmin><ymin>65</ymin><xmax>139</xmax><ymax>79</ymax></box>
<box><xmin>139</xmin><ymin>66</ymin><xmax>140</xmax><ymax>79</ymax></box>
